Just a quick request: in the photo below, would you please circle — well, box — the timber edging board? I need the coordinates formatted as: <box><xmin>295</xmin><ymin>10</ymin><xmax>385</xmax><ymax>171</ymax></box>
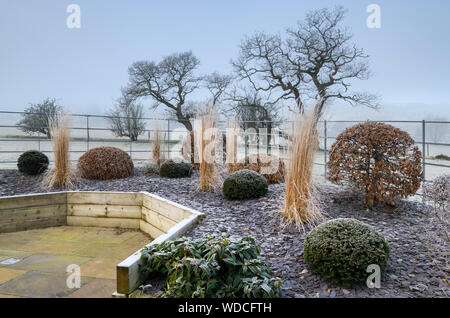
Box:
<box><xmin>116</xmin><ymin>191</ymin><xmax>204</xmax><ymax>296</ymax></box>
<box><xmin>0</xmin><ymin>190</ymin><xmax>204</xmax><ymax>297</ymax></box>
<box><xmin>0</xmin><ymin>192</ymin><xmax>68</xmax><ymax>233</ymax></box>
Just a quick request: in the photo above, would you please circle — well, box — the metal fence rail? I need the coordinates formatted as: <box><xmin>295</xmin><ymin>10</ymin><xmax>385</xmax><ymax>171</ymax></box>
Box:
<box><xmin>0</xmin><ymin>110</ymin><xmax>449</xmax><ymax>183</ymax></box>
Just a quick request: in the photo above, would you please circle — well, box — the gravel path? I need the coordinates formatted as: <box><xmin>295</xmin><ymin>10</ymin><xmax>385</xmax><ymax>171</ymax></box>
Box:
<box><xmin>0</xmin><ymin>168</ymin><xmax>448</xmax><ymax>298</ymax></box>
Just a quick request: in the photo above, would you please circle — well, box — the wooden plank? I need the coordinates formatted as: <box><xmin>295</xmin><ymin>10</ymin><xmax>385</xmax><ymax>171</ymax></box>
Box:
<box><xmin>141</xmin><ymin>207</ymin><xmax>177</xmax><ymax>232</ymax></box>
<box><xmin>142</xmin><ymin>195</ymin><xmax>191</xmax><ymax>222</ymax></box>
<box><xmin>67</xmin><ymin>216</ymin><xmax>140</xmax><ymax>229</ymax></box>
<box><xmin>0</xmin><ymin>204</ymin><xmax>67</xmax><ymax>225</ymax></box>
<box><xmin>0</xmin><ymin>192</ymin><xmax>67</xmax><ymax>210</ymax></box>
<box><xmin>0</xmin><ymin>217</ymin><xmax>66</xmax><ymax>233</ymax></box>
<box><xmin>67</xmin><ymin>204</ymin><xmax>141</xmax><ymax>219</ymax></box>
<box><xmin>117</xmin><ymin>212</ymin><xmax>203</xmax><ymax>295</ymax></box>
<box><xmin>139</xmin><ymin>220</ymin><xmax>164</xmax><ymax>239</ymax></box>
<box><xmin>67</xmin><ymin>192</ymin><xmax>142</xmax><ymax>206</ymax></box>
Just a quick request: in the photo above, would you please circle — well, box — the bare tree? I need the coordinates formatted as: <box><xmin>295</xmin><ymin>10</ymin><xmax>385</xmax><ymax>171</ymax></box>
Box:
<box><xmin>232</xmin><ymin>6</ymin><xmax>377</xmax><ymax>118</ymax></box>
<box><xmin>123</xmin><ymin>51</ymin><xmax>202</xmax><ymax>132</ymax></box>
<box><xmin>205</xmin><ymin>72</ymin><xmax>233</xmax><ymax>106</ymax></box>
<box><xmin>227</xmin><ymin>88</ymin><xmax>281</xmax><ymax>145</ymax></box>
<box><xmin>106</xmin><ymin>97</ymin><xmax>146</xmax><ymax>141</ymax></box>
<box><xmin>17</xmin><ymin>98</ymin><xmax>63</xmax><ymax>138</ymax></box>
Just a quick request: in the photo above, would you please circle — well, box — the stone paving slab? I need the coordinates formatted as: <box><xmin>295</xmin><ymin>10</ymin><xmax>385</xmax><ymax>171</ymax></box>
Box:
<box><xmin>0</xmin><ymin>268</ymin><xmax>26</xmax><ymax>284</ymax></box>
<box><xmin>67</xmin><ymin>278</ymin><xmax>116</xmax><ymax>298</ymax></box>
<box><xmin>0</xmin><ymin>293</ymin><xmax>22</xmax><ymax>298</ymax></box>
<box><xmin>0</xmin><ymin>226</ymin><xmax>152</xmax><ymax>297</ymax></box>
<box><xmin>80</xmin><ymin>258</ymin><xmax>122</xmax><ymax>280</ymax></box>
<box><xmin>9</xmin><ymin>254</ymin><xmax>92</xmax><ymax>274</ymax></box>
<box><xmin>0</xmin><ymin>271</ymin><xmax>92</xmax><ymax>298</ymax></box>
<box><xmin>72</xmin><ymin>242</ymin><xmax>147</xmax><ymax>260</ymax></box>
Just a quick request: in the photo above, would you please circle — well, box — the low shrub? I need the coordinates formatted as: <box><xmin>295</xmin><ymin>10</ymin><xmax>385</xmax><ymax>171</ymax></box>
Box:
<box><xmin>423</xmin><ymin>174</ymin><xmax>450</xmax><ymax>212</ymax></box>
<box><xmin>17</xmin><ymin>150</ymin><xmax>49</xmax><ymax>175</ymax></box>
<box><xmin>77</xmin><ymin>147</ymin><xmax>134</xmax><ymax>180</ymax></box>
<box><xmin>435</xmin><ymin>154</ymin><xmax>450</xmax><ymax>161</ymax></box>
<box><xmin>159</xmin><ymin>159</ymin><xmax>193</xmax><ymax>178</ymax></box>
<box><xmin>228</xmin><ymin>154</ymin><xmax>285</xmax><ymax>184</ymax></box>
<box><xmin>304</xmin><ymin>218</ymin><xmax>390</xmax><ymax>287</ymax></box>
<box><xmin>223</xmin><ymin>169</ymin><xmax>268</xmax><ymax>200</ymax></box>
<box><xmin>327</xmin><ymin>122</ymin><xmax>423</xmax><ymax>207</ymax></box>
<box><xmin>140</xmin><ymin>235</ymin><xmax>282</xmax><ymax>298</ymax></box>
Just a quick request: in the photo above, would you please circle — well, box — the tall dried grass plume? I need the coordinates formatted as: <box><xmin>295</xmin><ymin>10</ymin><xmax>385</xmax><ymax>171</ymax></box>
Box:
<box><xmin>152</xmin><ymin>120</ymin><xmax>164</xmax><ymax>169</ymax></box>
<box><xmin>283</xmin><ymin>111</ymin><xmax>323</xmax><ymax>229</ymax></box>
<box><xmin>196</xmin><ymin>107</ymin><xmax>222</xmax><ymax>191</ymax></box>
<box><xmin>42</xmin><ymin>112</ymin><xmax>75</xmax><ymax>188</ymax></box>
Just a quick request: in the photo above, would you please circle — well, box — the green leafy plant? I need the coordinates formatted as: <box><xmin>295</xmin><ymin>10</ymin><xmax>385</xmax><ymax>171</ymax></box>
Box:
<box><xmin>140</xmin><ymin>235</ymin><xmax>282</xmax><ymax>298</ymax></box>
<box><xmin>222</xmin><ymin>169</ymin><xmax>268</xmax><ymax>200</ymax></box>
<box><xmin>159</xmin><ymin>159</ymin><xmax>193</xmax><ymax>178</ymax></box>
<box><xmin>304</xmin><ymin>218</ymin><xmax>390</xmax><ymax>287</ymax></box>
<box><xmin>17</xmin><ymin>150</ymin><xmax>49</xmax><ymax>175</ymax></box>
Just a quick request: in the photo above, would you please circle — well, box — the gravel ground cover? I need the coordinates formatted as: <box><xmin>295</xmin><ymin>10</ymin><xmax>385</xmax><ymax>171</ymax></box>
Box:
<box><xmin>0</xmin><ymin>168</ymin><xmax>448</xmax><ymax>298</ymax></box>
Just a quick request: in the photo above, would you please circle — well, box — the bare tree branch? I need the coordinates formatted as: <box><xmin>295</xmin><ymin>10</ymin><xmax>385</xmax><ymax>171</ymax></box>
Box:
<box><xmin>205</xmin><ymin>72</ymin><xmax>233</xmax><ymax>106</ymax></box>
<box><xmin>232</xmin><ymin>6</ymin><xmax>379</xmax><ymax>118</ymax></box>
<box><xmin>123</xmin><ymin>51</ymin><xmax>202</xmax><ymax>131</ymax></box>
<box><xmin>17</xmin><ymin>98</ymin><xmax>63</xmax><ymax>138</ymax></box>
<box><xmin>106</xmin><ymin>96</ymin><xmax>146</xmax><ymax>141</ymax></box>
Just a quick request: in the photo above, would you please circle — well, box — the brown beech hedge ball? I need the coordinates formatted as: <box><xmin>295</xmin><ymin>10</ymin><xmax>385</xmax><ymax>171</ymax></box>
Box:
<box><xmin>327</xmin><ymin>122</ymin><xmax>423</xmax><ymax>207</ymax></box>
<box><xmin>78</xmin><ymin>147</ymin><xmax>134</xmax><ymax>180</ymax></box>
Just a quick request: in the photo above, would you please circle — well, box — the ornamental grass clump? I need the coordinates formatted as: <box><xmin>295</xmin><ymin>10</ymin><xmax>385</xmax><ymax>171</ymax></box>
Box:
<box><xmin>304</xmin><ymin>218</ymin><xmax>390</xmax><ymax>287</ymax></box>
<box><xmin>17</xmin><ymin>150</ymin><xmax>49</xmax><ymax>175</ymax></box>
<box><xmin>140</xmin><ymin>235</ymin><xmax>282</xmax><ymax>298</ymax></box>
<box><xmin>42</xmin><ymin>112</ymin><xmax>74</xmax><ymax>188</ymax></box>
<box><xmin>196</xmin><ymin>108</ymin><xmax>223</xmax><ymax>191</ymax></box>
<box><xmin>283</xmin><ymin>112</ymin><xmax>323</xmax><ymax>227</ymax></box>
<box><xmin>152</xmin><ymin>120</ymin><xmax>164</xmax><ymax>169</ymax></box>
<box><xmin>327</xmin><ymin>122</ymin><xmax>423</xmax><ymax>207</ymax></box>
<box><xmin>222</xmin><ymin>169</ymin><xmax>268</xmax><ymax>200</ymax></box>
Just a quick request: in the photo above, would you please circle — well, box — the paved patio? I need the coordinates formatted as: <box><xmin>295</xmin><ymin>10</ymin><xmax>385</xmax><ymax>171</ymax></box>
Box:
<box><xmin>0</xmin><ymin>226</ymin><xmax>151</xmax><ymax>298</ymax></box>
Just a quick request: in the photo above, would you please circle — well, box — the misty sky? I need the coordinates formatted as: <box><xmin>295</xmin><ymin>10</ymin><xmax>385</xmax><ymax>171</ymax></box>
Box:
<box><xmin>0</xmin><ymin>0</ymin><xmax>449</xmax><ymax>120</ymax></box>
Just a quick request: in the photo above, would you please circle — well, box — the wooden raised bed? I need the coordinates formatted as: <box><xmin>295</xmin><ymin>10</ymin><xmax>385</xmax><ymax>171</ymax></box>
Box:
<box><xmin>0</xmin><ymin>191</ymin><xmax>204</xmax><ymax>297</ymax></box>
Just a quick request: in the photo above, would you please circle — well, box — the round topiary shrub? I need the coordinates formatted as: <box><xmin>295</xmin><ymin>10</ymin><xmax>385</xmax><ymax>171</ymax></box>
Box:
<box><xmin>159</xmin><ymin>160</ymin><xmax>193</xmax><ymax>178</ymax></box>
<box><xmin>223</xmin><ymin>169</ymin><xmax>268</xmax><ymax>200</ymax></box>
<box><xmin>304</xmin><ymin>218</ymin><xmax>390</xmax><ymax>287</ymax></box>
<box><xmin>327</xmin><ymin>122</ymin><xmax>423</xmax><ymax>207</ymax></box>
<box><xmin>228</xmin><ymin>154</ymin><xmax>285</xmax><ymax>184</ymax></box>
<box><xmin>17</xmin><ymin>150</ymin><xmax>49</xmax><ymax>175</ymax></box>
<box><xmin>77</xmin><ymin>147</ymin><xmax>134</xmax><ymax>180</ymax></box>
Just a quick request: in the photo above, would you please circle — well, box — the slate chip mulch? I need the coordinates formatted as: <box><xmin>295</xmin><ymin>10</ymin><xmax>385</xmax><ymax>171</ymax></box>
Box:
<box><xmin>0</xmin><ymin>168</ymin><xmax>448</xmax><ymax>298</ymax></box>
